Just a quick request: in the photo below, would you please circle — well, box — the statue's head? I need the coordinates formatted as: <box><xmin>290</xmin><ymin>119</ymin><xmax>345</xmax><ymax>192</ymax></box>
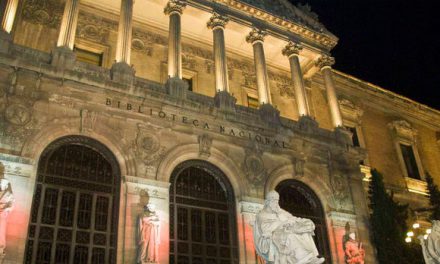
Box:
<box><xmin>349</xmin><ymin>232</ymin><xmax>356</xmax><ymax>241</ymax></box>
<box><xmin>265</xmin><ymin>190</ymin><xmax>281</xmax><ymax>213</ymax></box>
<box><xmin>0</xmin><ymin>178</ymin><xmax>9</xmax><ymax>191</ymax></box>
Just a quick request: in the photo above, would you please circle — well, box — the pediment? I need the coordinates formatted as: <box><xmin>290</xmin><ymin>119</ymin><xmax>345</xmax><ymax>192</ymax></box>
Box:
<box><xmin>238</xmin><ymin>0</ymin><xmax>327</xmax><ymax>32</ymax></box>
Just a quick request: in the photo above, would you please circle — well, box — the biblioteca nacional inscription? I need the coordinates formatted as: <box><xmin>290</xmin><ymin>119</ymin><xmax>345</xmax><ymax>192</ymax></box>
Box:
<box><xmin>105</xmin><ymin>98</ymin><xmax>289</xmax><ymax>149</ymax></box>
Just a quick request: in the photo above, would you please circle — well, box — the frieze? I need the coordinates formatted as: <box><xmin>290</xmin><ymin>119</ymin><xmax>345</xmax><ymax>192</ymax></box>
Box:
<box><xmin>22</xmin><ymin>0</ymin><xmax>63</xmax><ymax>28</ymax></box>
<box><xmin>105</xmin><ymin>98</ymin><xmax>290</xmax><ymax>149</ymax></box>
<box><xmin>77</xmin><ymin>11</ymin><xmax>117</xmax><ymax>44</ymax></box>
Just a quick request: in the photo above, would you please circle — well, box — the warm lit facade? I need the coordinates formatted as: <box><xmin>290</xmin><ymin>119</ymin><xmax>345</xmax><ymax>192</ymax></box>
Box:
<box><xmin>0</xmin><ymin>0</ymin><xmax>439</xmax><ymax>263</ymax></box>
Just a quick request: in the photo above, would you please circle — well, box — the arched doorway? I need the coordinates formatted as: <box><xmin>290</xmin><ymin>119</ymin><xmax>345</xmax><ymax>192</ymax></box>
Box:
<box><xmin>276</xmin><ymin>180</ymin><xmax>331</xmax><ymax>262</ymax></box>
<box><xmin>169</xmin><ymin>160</ymin><xmax>239</xmax><ymax>264</ymax></box>
<box><xmin>24</xmin><ymin>136</ymin><xmax>120</xmax><ymax>264</ymax></box>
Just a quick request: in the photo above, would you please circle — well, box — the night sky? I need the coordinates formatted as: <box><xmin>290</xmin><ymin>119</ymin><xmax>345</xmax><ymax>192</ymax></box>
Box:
<box><xmin>296</xmin><ymin>0</ymin><xmax>439</xmax><ymax>110</ymax></box>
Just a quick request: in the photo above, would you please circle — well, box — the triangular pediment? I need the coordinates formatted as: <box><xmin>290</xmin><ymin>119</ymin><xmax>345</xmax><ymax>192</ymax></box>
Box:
<box><xmin>238</xmin><ymin>0</ymin><xmax>328</xmax><ymax>33</ymax></box>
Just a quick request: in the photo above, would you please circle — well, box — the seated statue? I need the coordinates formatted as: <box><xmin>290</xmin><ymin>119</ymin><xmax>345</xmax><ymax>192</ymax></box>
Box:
<box><xmin>253</xmin><ymin>190</ymin><xmax>325</xmax><ymax>264</ymax></box>
<box><xmin>419</xmin><ymin>220</ymin><xmax>440</xmax><ymax>264</ymax></box>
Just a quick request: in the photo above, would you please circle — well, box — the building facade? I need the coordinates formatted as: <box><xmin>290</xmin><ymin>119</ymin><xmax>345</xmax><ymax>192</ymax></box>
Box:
<box><xmin>0</xmin><ymin>0</ymin><xmax>439</xmax><ymax>263</ymax></box>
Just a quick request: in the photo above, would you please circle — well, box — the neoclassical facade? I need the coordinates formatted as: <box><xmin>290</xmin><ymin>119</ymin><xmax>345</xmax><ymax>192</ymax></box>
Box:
<box><xmin>0</xmin><ymin>0</ymin><xmax>439</xmax><ymax>263</ymax></box>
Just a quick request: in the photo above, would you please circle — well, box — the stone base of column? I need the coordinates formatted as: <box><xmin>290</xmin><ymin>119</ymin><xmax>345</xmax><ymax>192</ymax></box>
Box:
<box><xmin>165</xmin><ymin>77</ymin><xmax>188</xmax><ymax>99</ymax></box>
<box><xmin>0</xmin><ymin>31</ymin><xmax>12</xmax><ymax>54</ymax></box>
<box><xmin>214</xmin><ymin>91</ymin><xmax>236</xmax><ymax>113</ymax></box>
<box><xmin>110</xmin><ymin>62</ymin><xmax>135</xmax><ymax>86</ymax></box>
<box><xmin>335</xmin><ymin>126</ymin><xmax>353</xmax><ymax>146</ymax></box>
<box><xmin>258</xmin><ymin>103</ymin><xmax>280</xmax><ymax>125</ymax></box>
<box><xmin>298</xmin><ymin>115</ymin><xmax>319</xmax><ymax>133</ymax></box>
<box><xmin>51</xmin><ymin>46</ymin><xmax>76</xmax><ymax>70</ymax></box>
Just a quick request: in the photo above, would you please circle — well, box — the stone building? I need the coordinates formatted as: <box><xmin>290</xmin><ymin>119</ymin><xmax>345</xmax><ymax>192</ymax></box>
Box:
<box><xmin>0</xmin><ymin>0</ymin><xmax>439</xmax><ymax>263</ymax></box>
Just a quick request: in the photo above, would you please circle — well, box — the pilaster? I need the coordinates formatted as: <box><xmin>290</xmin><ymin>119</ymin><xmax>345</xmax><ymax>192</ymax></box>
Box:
<box><xmin>164</xmin><ymin>0</ymin><xmax>186</xmax><ymax>79</ymax></box>
<box><xmin>207</xmin><ymin>12</ymin><xmax>229</xmax><ymax>93</ymax></box>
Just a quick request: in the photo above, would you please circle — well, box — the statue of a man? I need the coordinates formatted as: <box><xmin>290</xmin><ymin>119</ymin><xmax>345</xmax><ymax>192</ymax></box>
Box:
<box><xmin>0</xmin><ymin>173</ymin><xmax>14</xmax><ymax>256</ymax></box>
<box><xmin>137</xmin><ymin>203</ymin><xmax>160</xmax><ymax>264</ymax></box>
<box><xmin>253</xmin><ymin>190</ymin><xmax>325</xmax><ymax>264</ymax></box>
<box><xmin>344</xmin><ymin>233</ymin><xmax>365</xmax><ymax>264</ymax></box>
<box><xmin>419</xmin><ymin>220</ymin><xmax>440</xmax><ymax>264</ymax></box>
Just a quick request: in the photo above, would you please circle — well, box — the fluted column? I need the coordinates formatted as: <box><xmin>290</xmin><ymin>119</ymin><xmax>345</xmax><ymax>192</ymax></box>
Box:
<box><xmin>246</xmin><ymin>28</ymin><xmax>271</xmax><ymax>105</ymax></box>
<box><xmin>115</xmin><ymin>0</ymin><xmax>134</xmax><ymax>65</ymax></box>
<box><xmin>316</xmin><ymin>55</ymin><xmax>343</xmax><ymax>128</ymax></box>
<box><xmin>164</xmin><ymin>0</ymin><xmax>186</xmax><ymax>79</ymax></box>
<box><xmin>0</xmin><ymin>0</ymin><xmax>19</xmax><ymax>34</ymax></box>
<box><xmin>282</xmin><ymin>41</ymin><xmax>310</xmax><ymax>117</ymax></box>
<box><xmin>207</xmin><ymin>12</ymin><xmax>229</xmax><ymax>93</ymax></box>
<box><xmin>57</xmin><ymin>0</ymin><xmax>80</xmax><ymax>49</ymax></box>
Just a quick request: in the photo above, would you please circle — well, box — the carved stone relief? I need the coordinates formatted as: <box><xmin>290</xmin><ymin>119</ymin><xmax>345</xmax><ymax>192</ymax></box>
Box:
<box><xmin>329</xmin><ymin>174</ymin><xmax>351</xmax><ymax>211</ymax></box>
<box><xmin>22</xmin><ymin>0</ymin><xmax>63</xmax><ymax>28</ymax></box>
<box><xmin>76</xmin><ymin>12</ymin><xmax>117</xmax><ymax>44</ymax></box>
<box><xmin>79</xmin><ymin>109</ymin><xmax>98</xmax><ymax>133</ymax></box>
<box><xmin>132</xmin><ymin>125</ymin><xmax>166</xmax><ymax>167</ymax></box>
<box><xmin>242</xmin><ymin>143</ymin><xmax>266</xmax><ymax>185</ymax></box>
<box><xmin>198</xmin><ymin>134</ymin><xmax>212</xmax><ymax>157</ymax></box>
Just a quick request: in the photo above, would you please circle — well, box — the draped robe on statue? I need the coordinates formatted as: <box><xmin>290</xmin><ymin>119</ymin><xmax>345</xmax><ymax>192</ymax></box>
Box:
<box><xmin>254</xmin><ymin>207</ymin><xmax>321</xmax><ymax>264</ymax></box>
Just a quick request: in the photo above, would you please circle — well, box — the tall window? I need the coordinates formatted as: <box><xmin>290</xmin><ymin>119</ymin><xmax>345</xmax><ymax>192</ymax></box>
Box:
<box><xmin>169</xmin><ymin>160</ymin><xmax>239</xmax><ymax>264</ymax></box>
<box><xmin>400</xmin><ymin>143</ymin><xmax>421</xmax><ymax>180</ymax></box>
<box><xmin>25</xmin><ymin>136</ymin><xmax>120</xmax><ymax>264</ymax></box>
<box><xmin>276</xmin><ymin>180</ymin><xmax>331</xmax><ymax>263</ymax></box>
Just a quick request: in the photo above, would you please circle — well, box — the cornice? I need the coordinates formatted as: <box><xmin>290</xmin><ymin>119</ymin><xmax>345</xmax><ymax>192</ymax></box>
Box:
<box><xmin>193</xmin><ymin>0</ymin><xmax>338</xmax><ymax>50</ymax></box>
<box><xmin>331</xmin><ymin>70</ymin><xmax>440</xmax><ymax>130</ymax></box>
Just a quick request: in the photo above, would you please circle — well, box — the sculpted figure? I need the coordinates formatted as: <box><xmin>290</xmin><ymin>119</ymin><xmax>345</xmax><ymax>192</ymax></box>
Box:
<box><xmin>253</xmin><ymin>191</ymin><xmax>325</xmax><ymax>264</ymax></box>
<box><xmin>137</xmin><ymin>204</ymin><xmax>160</xmax><ymax>264</ymax></box>
<box><xmin>419</xmin><ymin>220</ymin><xmax>440</xmax><ymax>264</ymax></box>
<box><xmin>344</xmin><ymin>233</ymin><xmax>365</xmax><ymax>264</ymax></box>
<box><xmin>0</xmin><ymin>173</ymin><xmax>14</xmax><ymax>256</ymax></box>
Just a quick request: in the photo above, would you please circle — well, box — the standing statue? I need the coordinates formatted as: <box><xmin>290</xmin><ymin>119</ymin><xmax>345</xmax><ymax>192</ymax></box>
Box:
<box><xmin>253</xmin><ymin>190</ymin><xmax>325</xmax><ymax>264</ymax></box>
<box><xmin>419</xmin><ymin>220</ymin><xmax>440</xmax><ymax>264</ymax></box>
<box><xmin>344</xmin><ymin>233</ymin><xmax>365</xmax><ymax>264</ymax></box>
<box><xmin>0</xmin><ymin>171</ymin><xmax>14</xmax><ymax>257</ymax></box>
<box><xmin>137</xmin><ymin>204</ymin><xmax>160</xmax><ymax>264</ymax></box>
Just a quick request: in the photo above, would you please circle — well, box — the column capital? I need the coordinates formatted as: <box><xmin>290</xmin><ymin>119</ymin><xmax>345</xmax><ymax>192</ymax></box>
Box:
<box><xmin>316</xmin><ymin>55</ymin><xmax>335</xmax><ymax>69</ymax></box>
<box><xmin>282</xmin><ymin>41</ymin><xmax>303</xmax><ymax>58</ymax></box>
<box><xmin>246</xmin><ymin>27</ymin><xmax>267</xmax><ymax>44</ymax></box>
<box><xmin>164</xmin><ymin>0</ymin><xmax>186</xmax><ymax>15</ymax></box>
<box><xmin>207</xmin><ymin>12</ymin><xmax>229</xmax><ymax>30</ymax></box>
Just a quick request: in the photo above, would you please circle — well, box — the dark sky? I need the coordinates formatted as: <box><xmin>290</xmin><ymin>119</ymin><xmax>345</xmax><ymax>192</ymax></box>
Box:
<box><xmin>295</xmin><ymin>0</ymin><xmax>439</xmax><ymax>110</ymax></box>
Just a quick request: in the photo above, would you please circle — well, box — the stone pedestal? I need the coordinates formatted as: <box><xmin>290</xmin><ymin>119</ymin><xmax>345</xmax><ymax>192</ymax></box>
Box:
<box><xmin>298</xmin><ymin>115</ymin><xmax>319</xmax><ymax>133</ymax></box>
<box><xmin>259</xmin><ymin>103</ymin><xmax>280</xmax><ymax>125</ymax></box>
<box><xmin>0</xmin><ymin>31</ymin><xmax>11</xmax><ymax>54</ymax></box>
<box><xmin>51</xmin><ymin>46</ymin><xmax>77</xmax><ymax>70</ymax></box>
<box><xmin>214</xmin><ymin>91</ymin><xmax>236</xmax><ymax>113</ymax></box>
<box><xmin>110</xmin><ymin>62</ymin><xmax>135</xmax><ymax>86</ymax></box>
<box><xmin>165</xmin><ymin>76</ymin><xmax>188</xmax><ymax>99</ymax></box>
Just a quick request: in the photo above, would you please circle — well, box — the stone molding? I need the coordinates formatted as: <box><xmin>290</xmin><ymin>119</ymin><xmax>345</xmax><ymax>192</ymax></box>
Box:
<box><xmin>328</xmin><ymin>211</ymin><xmax>357</xmax><ymax>228</ymax></box>
<box><xmin>207</xmin><ymin>12</ymin><xmax>229</xmax><ymax>30</ymax></box>
<box><xmin>338</xmin><ymin>98</ymin><xmax>363</xmax><ymax>125</ymax></box>
<box><xmin>125</xmin><ymin>176</ymin><xmax>170</xmax><ymax>198</ymax></box>
<box><xmin>388</xmin><ymin>119</ymin><xmax>417</xmax><ymax>142</ymax></box>
<box><xmin>239</xmin><ymin>200</ymin><xmax>264</xmax><ymax>214</ymax></box>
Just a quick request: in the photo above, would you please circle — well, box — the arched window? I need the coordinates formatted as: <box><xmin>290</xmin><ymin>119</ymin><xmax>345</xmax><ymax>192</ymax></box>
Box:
<box><xmin>276</xmin><ymin>180</ymin><xmax>331</xmax><ymax>262</ymax></box>
<box><xmin>25</xmin><ymin>136</ymin><xmax>120</xmax><ymax>264</ymax></box>
<box><xmin>169</xmin><ymin>160</ymin><xmax>239</xmax><ymax>264</ymax></box>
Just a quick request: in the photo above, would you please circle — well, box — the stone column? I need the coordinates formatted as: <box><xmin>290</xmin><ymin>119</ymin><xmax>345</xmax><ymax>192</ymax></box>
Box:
<box><xmin>207</xmin><ymin>12</ymin><xmax>229</xmax><ymax>93</ymax></box>
<box><xmin>164</xmin><ymin>0</ymin><xmax>186</xmax><ymax>79</ymax></box>
<box><xmin>56</xmin><ymin>0</ymin><xmax>80</xmax><ymax>50</ymax></box>
<box><xmin>282</xmin><ymin>41</ymin><xmax>310</xmax><ymax>117</ymax></box>
<box><xmin>246</xmin><ymin>28</ymin><xmax>271</xmax><ymax>105</ymax></box>
<box><xmin>0</xmin><ymin>0</ymin><xmax>18</xmax><ymax>33</ymax></box>
<box><xmin>0</xmin><ymin>0</ymin><xmax>19</xmax><ymax>53</ymax></box>
<box><xmin>115</xmin><ymin>0</ymin><xmax>134</xmax><ymax>65</ymax></box>
<box><xmin>316</xmin><ymin>55</ymin><xmax>343</xmax><ymax>128</ymax></box>
<box><xmin>110</xmin><ymin>0</ymin><xmax>135</xmax><ymax>84</ymax></box>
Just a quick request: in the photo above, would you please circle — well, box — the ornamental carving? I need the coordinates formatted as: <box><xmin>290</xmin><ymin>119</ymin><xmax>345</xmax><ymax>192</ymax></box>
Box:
<box><xmin>330</xmin><ymin>175</ymin><xmax>352</xmax><ymax>211</ymax></box>
<box><xmin>316</xmin><ymin>55</ymin><xmax>335</xmax><ymax>69</ymax></box>
<box><xmin>80</xmin><ymin>109</ymin><xmax>98</xmax><ymax>133</ymax></box>
<box><xmin>164</xmin><ymin>0</ymin><xmax>187</xmax><ymax>15</ymax></box>
<box><xmin>269</xmin><ymin>72</ymin><xmax>294</xmax><ymax>98</ymax></box>
<box><xmin>76</xmin><ymin>12</ymin><xmax>117</xmax><ymax>44</ymax></box>
<box><xmin>246</xmin><ymin>28</ymin><xmax>267</xmax><ymax>44</ymax></box>
<box><xmin>198</xmin><ymin>134</ymin><xmax>212</xmax><ymax>157</ymax></box>
<box><xmin>242</xmin><ymin>143</ymin><xmax>266</xmax><ymax>185</ymax></box>
<box><xmin>133</xmin><ymin>126</ymin><xmax>166</xmax><ymax>166</ymax></box>
<box><xmin>22</xmin><ymin>0</ymin><xmax>63</xmax><ymax>28</ymax></box>
<box><xmin>132</xmin><ymin>39</ymin><xmax>153</xmax><ymax>56</ymax></box>
<box><xmin>339</xmin><ymin>99</ymin><xmax>364</xmax><ymax>124</ymax></box>
<box><xmin>5</xmin><ymin>104</ymin><xmax>31</xmax><ymax>126</ymax></box>
<box><xmin>282</xmin><ymin>41</ymin><xmax>303</xmax><ymax>57</ymax></box>
<box><xmin>388</xmin><ymin>120</ymin><xmax>417</xmax><ymax>141</ymax></box>
<box><xmin>182</xmin><ymin>54</ymin><xmax>197</xmax><ymax>70</ymax></box>
<box><xmin>207</xmin><ymin>12</ymin><xmax>229</xmax><ymax>29</ymax></box>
